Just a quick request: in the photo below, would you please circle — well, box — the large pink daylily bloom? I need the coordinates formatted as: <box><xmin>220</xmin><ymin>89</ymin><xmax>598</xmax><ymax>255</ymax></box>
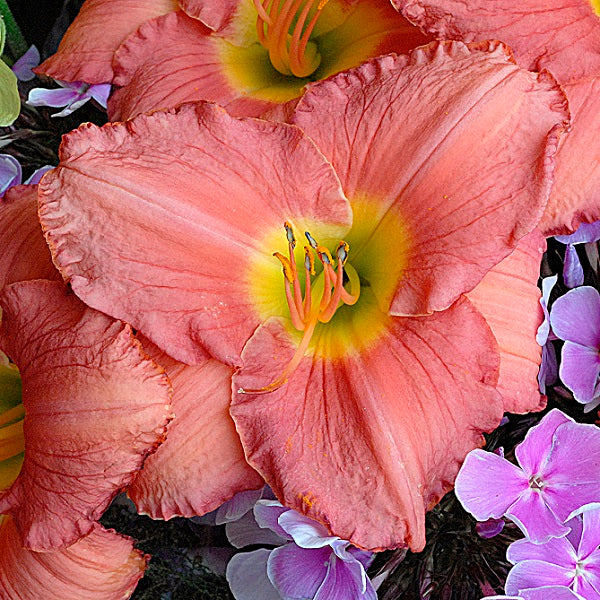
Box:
<box><xmin>0</xmin><ymin>184</ymin><xmax>262</xmax><ymax>523</ymax></box>
<box><xmin>0</xmin><ymin>516</ymin><xmax>147</xmax><ymax>599</ymax></box>
<box><xmin>38</xmin><ymin>42</ymin><xmax>567</xmax><ymax>550</ymax></box>
<box><xmin>37</xmin><ymin>0</ymin><xmax>430</xmax><ymax>121</ymax></box>
<box><xmin>392</xmin><ymin>0</ymin><xmax>600</xmax><ymax>235</ymax></box>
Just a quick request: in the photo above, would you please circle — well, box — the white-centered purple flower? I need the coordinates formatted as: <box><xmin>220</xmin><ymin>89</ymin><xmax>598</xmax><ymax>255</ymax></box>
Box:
<box><xmin>226</xmin><ymin>500</ymin><xmax>376</xmax><ymax>600</ymax></box>
<box><xmin>27</xmin><ymin>81</ymin><xmax>111</xmax><ymax>117</ymax></box>
<box><xmin>455</xmin><ymin>409</ymin><xmax>600</xmax><ymax>544</ymax></box>
<box><xmin>0</xmin><ymin>154</ymin><xmax>53</xmax><ymax>195</ymax></box>
<box><xmin>501</xmin><ymin>506</ymin><xmax>600</xmax><ymax>600</ymax></box>
<box><xmin>550</xmin><ymin>286</ymin><xmax>600</xmax><ymax>410</ymax></box>
<box><xmin>536</xmin><ymin>275</ymin><xmax>558</xmax><ymax>395</ymax></box>
<box><xmin>555</xmin><ymin>221</ymin><xmax>600</xmax><ymax>288</ymax></box>
<box><xmin>11</xmin><ymin>45</ymin><xmax>40</xmax><ymax>81</ymax></box>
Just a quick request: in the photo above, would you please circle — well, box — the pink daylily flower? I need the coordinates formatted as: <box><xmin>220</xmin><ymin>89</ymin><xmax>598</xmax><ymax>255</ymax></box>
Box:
<box><xmin>38</xmin><ymin>42</ymin><xmax>567</xmax><ymax>550</ymax></box>
<box><xmin>391</xmin><ymin>0</ymin><xmax>600</xmax><ymax>235</ymax></box>
<box><xmin>37</xmin><ymin>0</ymin><xmax>430</xmax><ymax>121</ymax></box>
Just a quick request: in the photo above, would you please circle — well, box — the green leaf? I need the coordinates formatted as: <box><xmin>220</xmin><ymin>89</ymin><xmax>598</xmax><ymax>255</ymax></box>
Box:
<box><xmin>0</xmin><ymin>15</ymin><xmax>5</xmax><ymax>55</ymax></box>
<box><xmin>0</xmin><ymin>58</ymin><xmax>19</xmax><ymax>126</ymax></box>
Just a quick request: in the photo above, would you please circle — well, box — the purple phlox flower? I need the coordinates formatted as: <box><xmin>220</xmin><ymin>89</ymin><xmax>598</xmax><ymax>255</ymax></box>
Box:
<box><xmin>226</xmin><ymin>499</ymin><xmax>376</xmax><ymax>600</ymax></box>
<box><xmin>537</xmin><ymin>275</ymin><xmax>558</xmax><ymax>394</ymax></box>
<box><xmin>555</xmin><ymin>221</ymin><xmax>600</xmax><ymax>288</ymax></box>
<box><xmin>27</xmin><ymin>80</ymin><xmax>111</xmax><ymax>117</ymax></box>
<box><xmin>476</xmin><ymin>448</ymin><xmax>506</xmax><ymax>539</ymax></box>
<box><xmin>455</xmin><ymin>409</ymin><xmax>600</xmax><ymax>544</ymax></box>
<box><xmin>550</xmin><ymin>286</ymin><xmax>600</xmax><ymax>410</ymax></box>
<box><xmin>501</xmin><ymin>505</ymin><xmax>600</xmax><ymax>600</ymax></box>
<box><xmin>0</xmin><ymin>154</ymin><xmax>53</xmax><ymax>195</ymax></box>
<box><xmin>11</xmin><ymin>45</ymin><xmax>40</xmax><ymax>81</ymax></box>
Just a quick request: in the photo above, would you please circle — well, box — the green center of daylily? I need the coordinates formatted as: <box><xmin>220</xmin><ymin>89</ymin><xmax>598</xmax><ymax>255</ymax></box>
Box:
<box><xmin>0</xmin><ymin>357</ymin><xmax>24</xmax><ymax>492</ymax></box>
<box><xmin>253</xmin><ymin>0</ymin><xmax>330</xmax><ymax>77</ymax></box>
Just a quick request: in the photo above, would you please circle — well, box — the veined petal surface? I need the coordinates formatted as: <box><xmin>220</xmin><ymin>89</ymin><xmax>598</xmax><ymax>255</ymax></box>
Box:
<box><xmin>38</xmin><ymin>102</ymin><xmax>351</xmax><ymax>365</ymax></box>
<box><xmin>231</xmin><ymin>297</ymin><xmax>502</xmax><ymax>551</ymax></box>
<box><xmin>36</xmin><ymin>0</ymin><xmax>179</xmax><ymax>83</ymax></box>
<box><xmin>395</xmin><ymin>0</ymin><xmax>600</xmax><ymax>84</ymax></box>
<box><xmin>0</xmin><ymin>185</ymin><xmax>61</xmax><ymax>288</ymax></box>
<box><xmin>289</xmin><ymin>42</ymin><xmax>568</xmax><ymax>315</ymax></box>
<box><xmin>128</xmin><ymin>339</ymin><xmax>263</xmax><ymax>519</ymax></box>
<box><xmin>467</xmin><ymin>229</ymin><xmax>546</xmax><ymax>413</ymax></box>
<box><xmin>0</xmin><ymin>517</ymin><xmax>147</xmax><ymax>600</ymax></box>
<box><xmin>0</xmin><ymin>281</ymin><xmax>171</xmax><ymax>550</ymax></box>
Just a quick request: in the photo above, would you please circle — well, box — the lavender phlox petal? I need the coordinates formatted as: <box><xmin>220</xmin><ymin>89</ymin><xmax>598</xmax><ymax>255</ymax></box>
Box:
<box><xmin>278</xmin><ymin>510</ymin><xmax>339</xmax><ymax>548</ymax></box>
<box><xmin>539</xmin><ymin>343</ymin><xmax>558</xmax><ymax>395</ymax></box>
<box><xmin>267</xmin><ymin>543</ymin><xmax>330</xmax><ymax>599</ymax></box>
<box><xmin>254</xmin><ymin>500</ymin><xmax>292</xmax><ymax>541</ymax></box>
<box><xmin>482</xmin><ymin>590</ymin><xmax>584</xmax><ymax>600</ymax></box>
<box><xmin>555</xmin><ymin>222</ymin><xmax>600</xmax><ymax>245</ymax></box>
<box><xmin>505</xmin><ymin>489</ymin><xmax>571</xmax><ymax>543</ymax></box>
<box><xmin>51</xmin><ymin>96</ymin><xmax>92</xmax><ymax>117</ymax></box>
<box><xmin>574</xmin><ymin>578</ymin><xmax>600</xmax><ymax>600</ymax></box>
<box><xmin>476</xmin><ymin>518</ymin><xmax>505</xmax><ymax>539</ymax></box>
<box><xmin>562</xmin><ymin>245</ymin><xmax>585</xmax><ymax>288</ymax></box>
<box><xmin>505</xmin><ymin>560</ymin><xmax>575</xmax><ymax>595</ymax></box>
<box><xmin>515</xmin><ymin>409</ymin><xmax>571</xmax><ymax>475</ymax></box>
<box><xmin>559</xmin><ymin>341</ymin><xmax>600</xmax><ymax>403</ymax></box>
<box><xmin>0</xmin><ymin>154</ymin><xmax>22</xmax><ymax>193</ymax></box>
<box><xmin>550</xmin><ymin>287</ymin><xmax>600</xmax><ymax>348</ymax></box>
<box><xmin>455</xmin><ymin>449</ymin><xmax>529</xmax><ymax>521</ymax></box>
<box><xmin>507</xmin><ymin>536</ymin><xmax>576</xmax><ymax>567</ymax></box>
<box><xmin>226</xmin><ymin>509</ymin><xmax>286</xmax><ymax>549</ymax></box>
<box><xmin>566</xmin><ymin>515</ymin><xmax>584</xmax><ymax>549</ymax></box>
<box><xmin>215</xmin><ymin>488</ymin><xmax>265</xmax><ymax>525</ymax></box>
<box><xmin>537</xmin><ymin>275</ymin><xmax>558</xmax><ymax>345</ymax></box>
<box><xmin>88</xmin><ymin>83</ymin><xmax>111</xmax><ymax>108</ymax></box>
<box><xmin>576</xmin><ymin>507</ymin><xmax>600</xmax><ymax>561</ymax></box>
<box><xmin>313</xmin><ymin>553</ymin><xmax>377</xmax><ymax>600</ymax></box>
<box><xmin>24</xmin><ymin>165</ymin><xmax>53</xmax><ymax>185</ymax></box>
<box><xmin>226</xmin><ymin>548</ymin><xmax>281</xmax><ymax>600</ymax></box>
<box><xmin>540</xmin><ymin>424</ymin><xmax>600</xmax><ymax>524</ymax></box>
<box><xmin>27</xmin><ymin>86</ymin><xmax>81</xmax><ymax>108</ymax></box>
<box><xmin>11</xmin><ymin>45</ymin><xmax>39</xmax><ymax>81</ymax></box>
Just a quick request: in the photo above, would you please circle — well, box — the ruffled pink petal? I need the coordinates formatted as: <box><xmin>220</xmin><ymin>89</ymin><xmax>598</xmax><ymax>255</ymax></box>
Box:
<box><xmin>0</xmin><ymin>185</ymin><xmax>61</xmax><ymax>288</ymax></box>
<box><xmin>39</xmin><ymin>102</ymin><xmax>351</xmax><ymax>365</ymax></box>
<box><xmin>127</xmin><ymin>339</ymin><xmax>263</xmax><ymax>519</ymax></box>
<box><xmin>395</xmin><ymin>0</ymin><xmax>600</xmax><ymax>84</ymax></box>
<box><xmin>0</xmin><ymin>280</ymin><xmax>171</xmax><ymax>550</ymax></box>
<box><xmin>36</xmin><ymin>0</ymin><xmax>179</xmax><ymax>83</ymax></box>
<box><xmin>178</xmin><ymin>0</ymin><xmax>240</xmax><ymax>33</ymax></box>
<box><xmin>541</xmin><ymin>77</ymin><xmax>600</xmax><ymax>235</ymax></box>
<box><xmin>108</xmin><ymin>11</ymin><xmax>272</xmax><ymax>121</ymax></box>
<box><xmin>231</xmin><ymin>297</ymin><xmax>502</xmax><ymax>551</ymax></box>
<box><xmin>467</xmin><ymin>229</ymin><xmax>547</xmax><ymax>413</ymax></box>
<box><xmin>0</xmin><ymin>517</ymin><xmax>147</xmax><ymax>600</ymax></box>
<box><xmin>289</xmin><ymin>42</ymin><xmax>568</xmax><ymax>315</ymax></box>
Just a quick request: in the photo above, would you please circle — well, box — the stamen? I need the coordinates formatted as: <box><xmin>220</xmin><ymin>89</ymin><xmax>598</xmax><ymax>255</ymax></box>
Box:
<box><xmin>250</xmin><ymin>228</ymin><xmax>362</xmax><ymax>395</ymax></box>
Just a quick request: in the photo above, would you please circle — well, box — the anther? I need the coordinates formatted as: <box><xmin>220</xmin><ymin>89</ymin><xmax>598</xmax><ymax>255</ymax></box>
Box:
<box><xmin>273</xmin><ymin>252</ymin><xmax>295</xmax><ymax>283</ymax></box>
<box><xmin>284</xmin><ymin>221</ymin><xmax>296</xmax><ymax>248</ymax></box>
<box><xmin>305</xmin><ymin>231</ymin><xmax>318</xmax><ymax>249</ymax></box>
<box><xmin>317</xmin><ymin>245</ymin><xmax>333</xmax><ymax>265</ymax></box>
<box><xmin>304</xmin><ymin>246</ymin><xmax>315</xmax><ymax>275</ymax></box>
<box><xmin>336</xmin><ymin>241</ymin><xmax>349</xmax><ymax>265</ymax></box>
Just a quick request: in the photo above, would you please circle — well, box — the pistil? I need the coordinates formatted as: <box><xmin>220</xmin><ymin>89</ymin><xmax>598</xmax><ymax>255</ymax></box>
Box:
<box><xmin>239</xmin><ymin>222</ymin><xmax>360</xmax><ymax>394</ymax></box>
<box><xmin>253</xmin><ymin>0</ymin><xmax>330</xmax><ymax>78</ymax></box>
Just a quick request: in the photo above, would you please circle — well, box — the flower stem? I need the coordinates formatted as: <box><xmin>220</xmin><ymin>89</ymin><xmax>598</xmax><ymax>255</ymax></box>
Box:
<box><xmin>0</xmin><ymin>0</ymin><xmax>27</xmax><ymax>60</ymax></box>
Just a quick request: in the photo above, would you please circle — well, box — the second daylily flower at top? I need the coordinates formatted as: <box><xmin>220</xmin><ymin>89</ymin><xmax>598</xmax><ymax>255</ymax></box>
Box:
<box><xmin>38</xmin><ymin>41</ymin><xmax>567</xmax><ymax>551</ymax></box>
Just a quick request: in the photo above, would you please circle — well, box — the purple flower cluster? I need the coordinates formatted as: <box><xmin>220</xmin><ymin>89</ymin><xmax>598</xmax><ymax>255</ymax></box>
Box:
<box><xmin>455</xmin><ymin>409</ymin><xmax>600</xmax><ymax>599</ymax></box>
<box><xmin>224</xmin><ymin>494</ymin><xmax>376</xmax><ymax>600</ymax></box>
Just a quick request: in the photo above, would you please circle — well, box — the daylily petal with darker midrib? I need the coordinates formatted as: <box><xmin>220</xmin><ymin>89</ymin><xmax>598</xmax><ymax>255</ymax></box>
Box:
<box><xmin>0</xmin><ymin>280</ymin><xmax>171</xmax><ymax>550</ymax></box>
<box><xmin>0</xmin><ymin>517</ymin><xmax>147</xmax><ymax>599</ymax></box>
<box><xmin>36</xmin><ymin>0</ymin><xmax>179</xmax><ymax>83</ymax></box>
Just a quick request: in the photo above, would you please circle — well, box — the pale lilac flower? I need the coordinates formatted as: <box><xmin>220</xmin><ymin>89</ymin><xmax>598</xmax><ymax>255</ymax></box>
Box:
<box><xmin>555</xmin><ymin>221</ymin><xmax>600</xmax><ymax>288</ymax></box>
<box><xmin>536</xmin><ymin>275</ymin><xmax>558</xmax><ymax>394</ymax></box>
<box><xmin>550</xmin><ymin>286</ymin><xmax>600</xmax><ymax>410</ymax></box>
<box><xmin>476</xmin><ymin>448</ymin><xmax>506</xmax><ymax>539</ymax></box>
<box><xmin>0</xmin><ymin>154</ymin><xmax>53</xmax><ymax>195</ymax></box>
<box><xmin>455</xmin><ymin>409</ymin><xmax>600</xmax><ymax>543</ymax></box>
<box><xmin>11</xmin><ymin>45</ymin><xmax>39</xmax><ymax>81</ymax></box>
<box><xmin>484</xmin><ymin>588</ymin><xmax>583</xmax><ymax>599</ymax></box>
<box><xmin>500</xmin><ymin>506</ymin><xmax>600</xmax><ymax>600</ymax></box>
<box><xmin>27</xmin><ymin>81</ymin><xmax>110</xmax><ymax>117</ymax></box>
<box><xmin>226</xmin><ymin>500</ymin><xmax>376</xmax><ymax>600</ymax></box>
